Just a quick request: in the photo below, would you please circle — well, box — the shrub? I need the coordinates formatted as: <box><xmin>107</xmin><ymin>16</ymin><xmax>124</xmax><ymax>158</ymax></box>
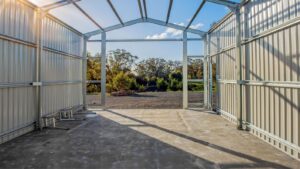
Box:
<box><xmin>169</xmin><ymin>71</ymin><xmax>182</xmax><ymax>81</ymax></box>
<box><xmin>138</xmin><ymin>85</ymin><xmax>146</xmax><ymax>92</ymax></box>
<box><xmin>106</xmin><ymin>83</ymin><xmax>113</xmax><ymax>93</ymax></box>
<box><xmin>87</xmin><ymin>84</ymin><xmax>100</xmax><ymax>93</ymax></box>
<box><xmin>129</xmin><ymin>78</ymin><xmax>138</xmax><ymax>90</ymax></box>
<box><xmin>156</xmin><ymin>78</ymin><xmax>168</xmax><ymax>91</ymax></box>
<box><xmin>147</xmin><ymin>77</ymin><xmax>157</xmax><ymax>87</ymax></box>
<box><xmin>112</xmin><ymin>71</ymin><xmax>132</xmax><ymax>92</ymax></box>
<box><xmin>188</xmin><ymin>82</ymin><xmax>204</xmax><ymax>91</ymax></box>
<box><xmin>169</xmin><ymin>79</ymin><xmax>180</xmax><ymax>91</ymax></box>
<box><xmin>136</xmin><ymin>76</ymin><xmax>148</xmax><ymax>86</ymax></box>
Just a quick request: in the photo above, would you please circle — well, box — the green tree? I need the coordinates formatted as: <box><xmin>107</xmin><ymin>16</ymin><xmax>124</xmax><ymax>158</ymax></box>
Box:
<box><xmin>135</xmin><ymin>58</ymin><xmax>172</xmax><ymax>80</ymax></box>
<box><xmin>86</xmin><ymin>52</ymin><xmax>101</xmax><ymax>93</ymax></box>
<box><xmin>188</xmin><ymin>58</ymin><xmax>203</xmax><ymax>79</ymax></box>
<box><xmin>111</xmin><ymin>71</ymin><xmax>133</xmax><ymax>92</ymax></box>
<box><xmin>106</xmin><ymin>49</ymin><xmax>138</xmax><ymax>92</ymax></box>
<box><xmin>107</xmin><ymin>49</ymin><xmax>138</xmax><ymax>75</ymax></box>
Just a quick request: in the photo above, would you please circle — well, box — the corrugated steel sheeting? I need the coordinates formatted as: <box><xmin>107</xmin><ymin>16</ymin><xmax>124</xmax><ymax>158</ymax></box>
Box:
<box><xmin>208</xmin><ymin>0</ymin><xmax>300</xmax><ymax>160</ymax></box>
<box><xmin>0</xmin><ymin>0</ymin><xmax>83</xmax><ymax>144</ymax></box>
<box><xmin>41</xmin><ymin>15</ymin><xmax>83</xmax><ymax>116</ymax></box>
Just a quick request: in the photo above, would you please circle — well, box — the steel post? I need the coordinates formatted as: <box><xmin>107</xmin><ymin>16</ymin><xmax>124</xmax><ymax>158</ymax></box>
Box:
<box><xmin>182</xmin><ymin>31</ymin><xmax>188</xmax><ymax>109</ymax></box>
<box><xmin>82</xmin><ymin>38</ymin><xmax>87</xmax><ymax>110</ymax></box>
<box><xmin>101</xmin><ymin>32</ymin><xmax>107</xmax><ymax>106</ymax></box>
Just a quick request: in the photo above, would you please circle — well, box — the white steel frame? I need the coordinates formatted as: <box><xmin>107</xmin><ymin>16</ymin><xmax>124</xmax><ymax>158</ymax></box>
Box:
<box><xmin>28</xmin><ymin>0</ymin><xmax>241</xmax><ymax>111</ymax></box>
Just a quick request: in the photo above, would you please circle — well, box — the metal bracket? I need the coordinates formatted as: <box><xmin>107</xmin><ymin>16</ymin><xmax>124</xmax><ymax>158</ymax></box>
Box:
<box><xmin>237</xmin><ymin>80</ymin><xmax>246</xmax><ymax>85</ymax></box>
<box><xmin>32</xmin><ymin>82</ymin><xmax>43</xmax><ymax>86</ymax></box>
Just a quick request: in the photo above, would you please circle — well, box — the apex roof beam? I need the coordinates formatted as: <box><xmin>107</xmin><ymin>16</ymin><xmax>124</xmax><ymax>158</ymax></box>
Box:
<box><xmin>137</xmin><ymin>0</ymin><xmax>144</xmax><ymax>19</ymax></box>
<box><xmin>166</xmin><ymin>0</ymin><xmax>173</xmax><ymax>24</ymax></box>
<box><xmin>69</xmin><ymin>0</ymin><xmax>104</xmax><ymax>31</ymax></box>
<box><xmin>84</xmin><ymin>18</ymin><xmax>206</xmax><ymax>37</ymax></box>
<box><xmin>146</xmin><ymin>18</ymin><xmax>206</xmax><ymax>36</ymax></box>
<box><xmin>87</xmin><ymin>38</ymin><xmax>202</xmax><ymax>42</ymax></box>
<box><xmin>185</xmin><ymin>0</ymin><xmax>206</xmax><ymax>30</ymax></box>
<box><xmin>41</xmin><ymin>0</ymin><xmax>81</xmax><ymax>11</ymax></box>
<box><xmin>206</xmin><ymin>0</ymin><xmax>239</xmax><ymax>8</ymax></box>
<box><xmin>143</xmin><ymin>0</ymin><xmax>148</xmax><ymax>19</ymax></box>
<box><xmin>107</xmin><ymin>0</ymin><xmax>124</xmax><ymax>25</ymax></box>
<box><xmin>85</xmin><ymin>18</ymin><xmax>143</xmax><ymax>37</ymax></box>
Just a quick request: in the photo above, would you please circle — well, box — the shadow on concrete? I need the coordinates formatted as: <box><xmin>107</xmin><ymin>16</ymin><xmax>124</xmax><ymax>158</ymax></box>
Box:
<box><xmin>104</xmin><ymin>109</ymin><xmax>294</xmax><ymax>169</ymax></box>
<box><xmin>0</xmin><ymin>110</ymin><xmax>297</xmax><ymax>169</ymax></box>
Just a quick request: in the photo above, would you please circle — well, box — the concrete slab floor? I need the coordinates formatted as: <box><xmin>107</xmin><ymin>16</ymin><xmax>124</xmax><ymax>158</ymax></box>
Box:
<box><xmin>0</xmin><ymin>109</ymin><xmax>299</xmax><ymax>169</ymax></box>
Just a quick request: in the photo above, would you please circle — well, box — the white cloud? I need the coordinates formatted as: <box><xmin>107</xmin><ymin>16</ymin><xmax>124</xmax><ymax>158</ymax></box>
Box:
<box><xmin>145</xmin><ymin>22</ymin><xmax>204</xmax><ymax>39</ymax></box>
<box><xmin>190</xmin><ymin>23</ymin><xmax>204</xmax><ymax>29</ymax></box>
<box><xmin>146</xmin><ymin>32</ymin><xmax>168</xmax><ymax>39</ymax></box>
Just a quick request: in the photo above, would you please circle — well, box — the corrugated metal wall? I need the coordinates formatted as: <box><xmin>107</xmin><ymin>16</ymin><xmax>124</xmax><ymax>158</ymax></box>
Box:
<box><xmin>208</xmin><ymin>0</ymin><xmax>300</xmax><ymax>160</ymax></box>
<box><xmin>0</xmin><ymin>0</ymin><xmax>83</xmax><ymax>144</ymax></box>
<box><xmin>41</xmin><ymin>15</ymin><xmax>83</xmax><ymax>116</ymax></box>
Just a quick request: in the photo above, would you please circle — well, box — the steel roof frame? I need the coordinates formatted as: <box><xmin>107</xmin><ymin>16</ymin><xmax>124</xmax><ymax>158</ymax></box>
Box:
<box><xmin>38</xmin><ymin>0</ymin><xmax>239</xmax><ymax>38</ymax></box>
<box><xmin>87</xmin><ymin>38</ymin><xmax>202</xmax><ymax>43</ymax></box>
<box><xmin>42</xmin><ymin>0</ymin><xmax>81</xmax><ymax>11</ymax></box>
<box><xmin>166</xmin><ymin>0</ymin><xmax>173</xmax><ymax>24</ymax></box>
<box><xmin>137</xmin><ymin>0</ymin><xmax>144</xmax><ymax>19</ymax></box>
<box><xmin>185</xmin><ymin>0</ymin><xmax>206</xmax><ymax>30</ymax></box>
<box><xmin>20</xmin><ymin>0</ymin><xmax>244</xmax><ymax>115</ymax></box>
<box><xmin>107</xmin><ymin>0</ymin><xmax>124</xmax><ymax>25</ymax></box>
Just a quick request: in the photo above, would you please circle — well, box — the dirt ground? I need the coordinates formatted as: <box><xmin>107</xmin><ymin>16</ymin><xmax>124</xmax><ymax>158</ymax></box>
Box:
<box><xmin>87</xmin><ymin>91</ymin><xmax>207</xmax><ymax>109</ymax></box>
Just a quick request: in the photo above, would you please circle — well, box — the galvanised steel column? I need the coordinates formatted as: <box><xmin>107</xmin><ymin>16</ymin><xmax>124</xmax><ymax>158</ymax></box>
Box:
<box><xmin>243</xmin><ymin>5</ymin><xmax>251</xmax><ymax>130</ymax></box>
<box><xmin>235</xmin><ymin>8</ymin><xmax>243</xmax><ymax>129</ymax></box>
<box><xmin>35</xmin><ymin>9</ymin><xmax>44</xmax><ymax>130</ymax></box>
<box><xmin>101</xmin><ymin>32</ymin><xmax>107</xmax><ymax>106</ymax></box>
<box><xmin>182</xmin><ymin>31</ymin><xmax>188</xmax><ymax>109</ymax></box>
<box><xmin>203</xmin><ymin>37</ymin><xmax>208</xmax><ymax>107</ymax></box>
<box><xmin>216</xmin><ymin>36</ymin><xmax>220</xmax><ymax>109</ymax></box>
<box><xmin>207</xmin><ymin>34</ymin><xmax>212</xmax><ymax>109</ymax></box>
<box><xmin>209</xmin><ymin>56</ymin><xmax>213</xmax><ymax>109</ymax></box>
<box><xmin>82</xmin><ymin>37</ymin><xmax>87</xmax><ymax>110</ymax></box>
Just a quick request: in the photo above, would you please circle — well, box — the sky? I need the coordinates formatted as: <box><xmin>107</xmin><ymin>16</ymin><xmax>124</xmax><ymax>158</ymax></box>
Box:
<box><xmin>29</xmin><ymin>0</ymin><xmax>238</xmax><ymax>61</ymax></box>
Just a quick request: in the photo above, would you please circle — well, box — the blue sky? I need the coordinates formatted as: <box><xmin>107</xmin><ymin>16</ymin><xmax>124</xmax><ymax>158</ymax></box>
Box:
<box><xmin>30</xmin><ymin>0</ymin><xmax>237</xmax><ymax>61</ymax></box>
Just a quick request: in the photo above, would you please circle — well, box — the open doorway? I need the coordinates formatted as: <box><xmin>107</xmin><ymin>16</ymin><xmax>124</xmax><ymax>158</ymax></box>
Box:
<box><xmin>86</xmin><ymin>41</ymin><xmax>189</xmax><ymax>109</ymax></box>
<box><xmin>187</xmin><ymin>56</ymin><xmax>205</xmax><ymax>108</ymax></box>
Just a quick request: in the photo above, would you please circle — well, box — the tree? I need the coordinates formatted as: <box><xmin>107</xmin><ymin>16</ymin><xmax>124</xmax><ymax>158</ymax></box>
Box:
<box><xmin>188</xmin><ymin>58</ymin><xmax>203</xmax><ymax>79</ymax></box>
<box><xmin>135</xmin><ymin>58</ymin><xmax>172</xmax><ymax>80</ymax></box>
<box><xmin>106</xmin><ymin>49</ymin><xmax>138</xmax><ymax>93</ymax></box>
<box><xmin>86</xmin><ymin>52</ymin><xmax>101</xmax><ymax>93</ymax></box>
<box><xmin>85</xmin><ymin>49</ymin><xmax>211</xmax><ymax>94</ymax></box>
<box><xmin>111</xmin><ymin>71</ymin><xmax>136</xmax><ymax>92</ymax></box>
<box><xmin>107</xmin><ymin>49</ymin><xmax>138</xmax><ymax>76</ymax></box>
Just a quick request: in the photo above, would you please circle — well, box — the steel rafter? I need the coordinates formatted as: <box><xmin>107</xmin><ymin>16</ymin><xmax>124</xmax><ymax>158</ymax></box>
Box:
<box><xmin>146</xmin><ymin>18</ymin><xmax>206</xmax><ymax>35</ymax></box>
<box><xmin>28</xmin><ymin>0</ymin><xmax>238</xmax><ymax>37</ymax></box>
<box><xmin>107</xmin><ymin>0</ymin><xmax>124</xmax><ymax>25</ymax></box>
<box><xmin>137</xmin><ymin>0</ymin><xmax>144</xmax><ymax>19</ymax></box>
<box><xmin>166</xmin><ymin>0</ymin><xmax>173</xmax><ymax>24</ymax></box>
<box><xmin>185</xmin><ymin>0</ymin><xmax>206</xmax><ymax>30</ymax></box>
<box><xmin>84</xmin><ymin>18</ymin><xmax>206</xmax><ymax>38</ymax></box>
<box><xmin>87</xmin><ymin>38</ymin><xmax>202</xmax><ymax>42</ymax></box>
<box><xmin>69</xmin><ymin>0</ymin><xmax>104</xmax><ymax>31</ymax></box>
<box><xmin>206</xmin><ymin>0</ymin><xmax>239</xmax><ymax>8</ymax></box>
<box><xmin>142</xmin><ymin>0</ymin><xmax>148</xmax><ymax>19</ymax></box>
<box><xmin>41</xmin><ymin>0</ymin><xmax>81</xmax><ymax>11</ymax></box>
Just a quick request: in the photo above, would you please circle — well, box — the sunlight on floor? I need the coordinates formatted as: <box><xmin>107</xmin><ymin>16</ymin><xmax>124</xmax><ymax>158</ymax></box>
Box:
<box><xmin>97</xmin><ymin>109</ymin><xmax>260</xmax><ymax>166</ymax></box>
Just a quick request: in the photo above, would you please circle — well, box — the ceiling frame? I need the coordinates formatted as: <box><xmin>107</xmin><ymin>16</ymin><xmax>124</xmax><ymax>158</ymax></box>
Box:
<box><xmin>31</xmin><ymin>0</ymin><xmax>240</xmax><ymax>37</ymax></box>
